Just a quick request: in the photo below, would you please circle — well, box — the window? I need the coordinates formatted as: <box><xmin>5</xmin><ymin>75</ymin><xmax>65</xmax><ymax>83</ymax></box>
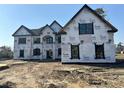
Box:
<box><xmin>33</xmin><ymin>38</ymin><xmax>40</xmax><ymax>44</ymax></box>
<box><xmin>46</xmin><ymin>50</ymin><xmax>53</xmax><ymax>59</ymax></box>
<box><xmin>18</xmin><ymin>38</ymin><xmax>26</xmax><ymax>44</ymax></box>
<box><xmin>58</xmin><ymin>36</ymin><xmax>61</xmax><ymax>43</ymax></box>
<box><xmin>58</xmin><ymin>48</ymin><xmax>61</xmax><ymax>56</ymax></box>
<box><xmin>71</xmin><ymin>45</ymin><xmax>80</xmax><ymax>59</ymax></box>
<box><xmin>79</xmin><ymin>23</ymin><xmax>94</xmax><ymax>34</ymax></box>
<box><xmin>95</xmin><ymin>44</ymin><xmax>105</xmax><ymax>59</ymax></box>
<box><xmin>19</xmin><ymin>50</ymin><xmax>24</xmax><ymax>57</ymax></box>
<box><xmin>43</xmin><ymin>36</ymin><xmax>53</xmax><ymax>44</ymax></box>
<box><xmin>33</xmin><ymin>48</ymin><xmax>40</xmax><ymax>56</ymax></box>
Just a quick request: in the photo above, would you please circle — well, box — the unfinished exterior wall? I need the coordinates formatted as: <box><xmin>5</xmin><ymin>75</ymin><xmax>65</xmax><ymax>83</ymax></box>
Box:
<box><xmin>13</xmin><ymin>5</ymin><xmax>117</xmax><ymax>63</ymax></box>
<box><xmin>13</xmin><ymin>22</ymin><xmax>62</xmax><ymax>60</ymax></box>
<box><xmin>61</xmin><ymin>7</ymin><xmax>116</xmax><ymax>63</ymax></box>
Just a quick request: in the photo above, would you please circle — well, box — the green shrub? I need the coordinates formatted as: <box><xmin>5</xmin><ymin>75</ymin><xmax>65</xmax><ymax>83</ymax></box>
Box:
<box><xmin>0</xmin><ymin>46</ymin><xmax>13</xmax><ymax>59</ymax></box>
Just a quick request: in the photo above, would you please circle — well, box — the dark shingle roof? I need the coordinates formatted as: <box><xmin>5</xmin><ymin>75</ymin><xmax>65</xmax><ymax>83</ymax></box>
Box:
<box><xmin>30</xmin><ymin>24</ymin><xmax>58</xmax><ymax>35</ymax></box>
<box><xmin>12</xmin><ymin>25</ymin><xmax>48</xmax><ymax>36</ymax></box>
<box><xmin>12</xmin><ymin>21</ymin><xmax>63</xmax><ymax>36</ymax></box>
<box><xmin>30</xmin><ymin>26</ymin><xmax>46</xmax><ymax>35</ymax></box>
<box><xmin>12</xmin><ymin>25</ymin><xmax>32</xmax><ymax>36</ymax></box>
<box><xmin>50</xmin><ymin>20</ymin><xmax>63</xmax><ymax>28</ymax></box>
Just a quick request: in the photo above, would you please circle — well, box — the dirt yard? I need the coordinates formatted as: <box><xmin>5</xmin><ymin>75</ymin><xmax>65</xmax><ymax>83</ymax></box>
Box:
<box><xmin>0</xmin><ymin>54</ymin><xmax>124</xmax><ymax>88</ymax></box>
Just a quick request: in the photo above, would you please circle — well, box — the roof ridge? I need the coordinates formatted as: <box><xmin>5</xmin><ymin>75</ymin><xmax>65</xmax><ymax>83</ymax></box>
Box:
<box><xmin>12</xmin><ymin>25</ymin><xmax>32</xmax><ymax>36</ymax></box>
<box><xmin>50</xmin><ymin>20</ymin><xmax>63</xmax><ymax>28</ymax></box>
<box><xmin>30</xmin><ymin>26</ymin><xmax>45</xmax><ymax>30</ymax></box>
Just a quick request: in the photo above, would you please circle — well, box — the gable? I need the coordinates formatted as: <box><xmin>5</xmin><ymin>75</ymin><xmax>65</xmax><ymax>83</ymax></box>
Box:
<box><xmin>61</xmin><ymin>5</ymin><xmax>118</xmax><ymax>44</ymax></box>
<box><xmin>12</xmin><ymin>26</ymin><xmax>31</xmax><ymax>36</ymax></box>
<box><xmin>63</xmin><ymin>4</ymin><xmax>117</xmax><ymax>33</ymax></box>
<box><xmin>41</xmin><ymin>25</ymin><xmax>55</xmax><ymax>35</ymax></box>
<box><xmin>65</xmin><ymin>7</ymin><xmax>111</xmax><ymax>31</ymax></box>
<box><xmin>50</xmin><ymin>21</ymin><xmax>62</xmax><ymax>32</ymax></box>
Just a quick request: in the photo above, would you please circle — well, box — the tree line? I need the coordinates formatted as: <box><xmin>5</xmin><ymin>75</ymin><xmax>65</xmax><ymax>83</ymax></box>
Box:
<box><xmin>0</xmin><ymin>46</ymin><xmax>13</xmax><ymax>59</ymax></box>
<box><xmin>116</xmin><ymin>42</ymin><xmax>124</xmax><ymax>54</ymax></box>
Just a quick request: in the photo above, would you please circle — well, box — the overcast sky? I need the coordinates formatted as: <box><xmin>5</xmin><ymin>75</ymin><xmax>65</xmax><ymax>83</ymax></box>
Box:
<box><xmin>0</xmin><ymin>4</ymin><xmax>123</xmax><ymax>49</ymax></box>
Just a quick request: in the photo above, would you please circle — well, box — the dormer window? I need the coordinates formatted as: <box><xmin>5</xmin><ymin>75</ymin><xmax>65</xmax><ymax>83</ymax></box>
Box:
<box><xmin>79</xmin><ymin>23</ymin><xmax>94</xmax><ymax>34</ymax></box>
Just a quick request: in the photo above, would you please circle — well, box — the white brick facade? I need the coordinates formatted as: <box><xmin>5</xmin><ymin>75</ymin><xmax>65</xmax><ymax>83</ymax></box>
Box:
<box><xmin>13</xmin><ymin>21</ymin><xmax>62</xmax><ymax>60</ymax></box>
<box><xmin>12</xmin><ymin>5</ymin><xmax>118</xmax><ymax>63</ymax></box>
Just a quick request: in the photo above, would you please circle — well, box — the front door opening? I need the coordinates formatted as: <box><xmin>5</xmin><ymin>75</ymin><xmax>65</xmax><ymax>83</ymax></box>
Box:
<box><xmin>19</xmin><ymin>50</ymin><xmax>24</xmax><ymax>58</ymax></box>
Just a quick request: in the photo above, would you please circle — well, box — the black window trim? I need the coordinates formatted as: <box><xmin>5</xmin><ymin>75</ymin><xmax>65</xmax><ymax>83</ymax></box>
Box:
<box><xmin>79</xmin><ymin>23</ymin><xmax>94</xmax><ymax>35</ymax></box>
<box><xmin>33</xmin><ymin>37</ymin><xmax>41</xmax><ymax>44</ymax></box>
<box><xmin>19</xmin><ymin>50</ymin><xmax>24</xmax><ymax>58</ymax></box>
<box><xmin>58</xmin><ymin>48</ymin><xmax>61</xmax><ymax>56</ymax></box>
<box><xmin>71</xmin><ymin>44</ymin><xmax>80</xmax><ymax>59</ymax></box>
<box><xmin>95</xmin><ymin>43</ymin><xmax>105</xmax><ymax>59</ymax></box>
<box><xmin>43</xmin><ymin>36</ymin><xmax>53</xmax><ymax>44</ymax></box>
<box><xmin>33</xmin><ymin>48</ymin><xmax>41</xmax><ymax>56</ymax></box>
<box><xmin>18</xmin><ymin>38</ymin><xmax>26</xmax><ymax>44</ymax></box>
<box><xmin>57</xmin><ymin>35</ymin><xmax>61</xmax><ymax>43</ymax></box>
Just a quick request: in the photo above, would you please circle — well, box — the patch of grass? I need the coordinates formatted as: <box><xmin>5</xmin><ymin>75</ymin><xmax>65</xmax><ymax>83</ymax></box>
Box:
<box><xmin>116</xmin><ymin>54</ymin><xmax>124</xmax><ymax>59</ymax></box>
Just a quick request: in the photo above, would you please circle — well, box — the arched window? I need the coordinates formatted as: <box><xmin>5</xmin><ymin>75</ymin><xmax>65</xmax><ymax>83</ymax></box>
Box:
<box><xmin>43</xmin><ymin>36</ymin><xmax>53</xmax><ymax>44</ymax></box>
<box><xmin>33</xmin><ymin>48</ymin><xmax>40</xmax><ymax>56</ymax></box>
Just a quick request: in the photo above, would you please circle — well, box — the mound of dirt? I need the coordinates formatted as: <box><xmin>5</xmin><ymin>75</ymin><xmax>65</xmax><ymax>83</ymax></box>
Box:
<box><xmin>0</xmin><ymin>64</ymin><xmax>9</xmax><ymax>71</ymax></box>
<box><xmin>0</xmin><ymin>81</ymin><xmax>16</xmax><ymax>88</ymax></box>
<box><xmin>0</xmin><ymin>60</ymin><xmax>124</xmax><ymax>88</ymax></box>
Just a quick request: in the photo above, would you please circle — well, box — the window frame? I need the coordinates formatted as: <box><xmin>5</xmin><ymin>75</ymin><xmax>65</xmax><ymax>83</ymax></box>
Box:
<box><xmin>57</xmin><ymin>36</ymin><xmax>61</xmax><ymax>43</ymax></box>
<box><xmin>43</xmin><ymin>36</ymin><xmax>53</xmax><ymax>44</ymax></box>
<box><xmin>33</xmin><ymin>48</ymin><xmax>40</xmax><ymax>56</ymax></box>
<box><xmin>19</xmin><ymin>50</ymin><xmax>24</xmax><ymax>58</ymax></box>
<box><xmin>71</xmin><ymin>44</ymin><xmax>80</xmax><ymax>59</ymax></box>
<box><xmin>95</xmin><ymin>44</ymin><xmax>105</xmax><ymax>59</ymax></box>
<box><xmin>18</xmin><ymin>38</ymin><xmax>26</xmax><ymax>44</ymax></box>
<box><xmin>58</xmin><ymin>48</ymin><xmax>61</xmax><ymax>56</ymax></box>
<box><xmin>79</xmin><ymin>23</ymin><xmax>94</xmax><ymax>34</ymax></box>
<box><xmin>33</xmin><ymin>37</ymin><xmax>40</xmax><ymax>44</ymax></box>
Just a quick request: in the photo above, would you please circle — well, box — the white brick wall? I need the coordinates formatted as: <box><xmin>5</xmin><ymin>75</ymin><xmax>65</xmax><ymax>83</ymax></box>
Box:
<box><xmin>13</xmin><ymin>24</ymin><xmax>62</xmax><ymax>60</ymax></box>
<box><xmin>61</xmin><ymin>8</ymin><xmax>116</xmax><ymax>63</ymax></box>
<box><xmin>13</xmin><ymin>6</ymin><xmax>116</xmax><ymax>63</ymax></box>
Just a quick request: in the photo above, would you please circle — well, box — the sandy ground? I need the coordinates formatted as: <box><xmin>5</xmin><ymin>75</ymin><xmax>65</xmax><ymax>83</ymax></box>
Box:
<box><xmin>0</xmin><ymin>55</ymin><xmax>124</xmax><ymax>88</ymax></box>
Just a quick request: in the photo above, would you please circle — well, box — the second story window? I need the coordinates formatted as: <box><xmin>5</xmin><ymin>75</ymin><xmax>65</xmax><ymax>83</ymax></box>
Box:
<box><xmin>43</xmin><ymin>36</ymin><xmax>53</xmax><ymax>44</ymax></box>
<box><xmin>33</xmin><ymin>38</ymin><xmax>40</xmax><ymax>44</ymax></box>
<box><xmin>58</xmin><ymin>36</ymin><xmax>61</xmax><ymax>43</ymax></box>
<box><xmin>18</xmin><ymin>38</ymin><xmax>26</xmax><ymax>44</ymax></box>
<box><xmin>79</xmin><ymin>23</ymin><xmax>94</xmax><ymax>34</ymax></box>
